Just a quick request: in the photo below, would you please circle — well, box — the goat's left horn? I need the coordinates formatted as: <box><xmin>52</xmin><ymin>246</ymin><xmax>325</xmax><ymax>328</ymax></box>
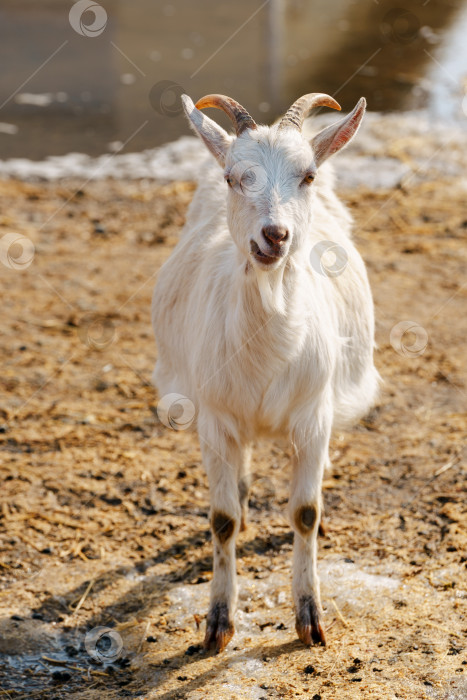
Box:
<box><xmin>195</xmin><ymin>94</ymin><xmax>257</xmax><ymax>136</ymax></box>
<box><xmin>279</xmin><ymin>93</ymin><xmax>341</xmax><ymax>131</ymax></box>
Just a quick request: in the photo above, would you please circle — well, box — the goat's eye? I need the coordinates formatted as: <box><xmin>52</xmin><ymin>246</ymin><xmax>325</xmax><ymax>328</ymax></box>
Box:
<box><xmin>225</xmin><ymin>174</ymin><xmax>233</xmax><ymax>188</ymax></box>
<box><xmin>301</xmin><ymin>172</ymin><xmax>315</xmax><ymax>186</ymax></box>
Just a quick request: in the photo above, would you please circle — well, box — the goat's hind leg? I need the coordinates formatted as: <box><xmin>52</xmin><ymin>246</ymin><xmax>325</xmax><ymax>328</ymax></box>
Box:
<box><xmin>237</xmin><ymin>445</ymin><xmax>252</xmax><ymax>531</ymax></box>
<box><xmin>199</xmin><ymin>417</ymin><xmax>243</xmax><ymax>653</ymax></box>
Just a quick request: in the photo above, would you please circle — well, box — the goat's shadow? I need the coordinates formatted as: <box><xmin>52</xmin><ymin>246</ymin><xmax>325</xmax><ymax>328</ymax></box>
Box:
<box><xmin>0</xmin><ymin>523</ymin><xmax>296</xmax><ymax>696</ymax></box>
<box><xmin>27</xmin><ymin>525</ymin><xmax>293</xmax><ymax>627</ymax></box>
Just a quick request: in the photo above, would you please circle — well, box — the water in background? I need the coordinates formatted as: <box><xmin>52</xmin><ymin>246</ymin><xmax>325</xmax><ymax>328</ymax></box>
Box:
<box><xmin>0</xmin><ymin>0</ymin><xmax>466</xmax><ymax>159</ymax></box>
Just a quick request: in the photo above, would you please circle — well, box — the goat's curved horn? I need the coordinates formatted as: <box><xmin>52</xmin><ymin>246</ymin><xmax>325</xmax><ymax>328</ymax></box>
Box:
<box><xmin>195</xmin><ymin>94</ymin><xmax>257</xmax><ymax>136</ymax></box>
<box><xmin>279</xmin><ymin>93</ymin><xmax>341</xmax><ymax>131</ymax></box>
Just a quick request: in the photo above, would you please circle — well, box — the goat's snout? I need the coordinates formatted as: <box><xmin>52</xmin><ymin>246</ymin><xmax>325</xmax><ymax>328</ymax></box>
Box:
<box><xmin>251</xmin><ymin>224</ymin><xmax>290</xmax><ymax>266</ymax></box>
<box><xmin>261</xmin><ymin>225</ymin><xmax>289</xmax><ymax>246</ymax></box>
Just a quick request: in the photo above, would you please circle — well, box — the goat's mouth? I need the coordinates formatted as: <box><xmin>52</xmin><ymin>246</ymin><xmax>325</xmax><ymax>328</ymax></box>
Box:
<box><xmin>249</xmin><ymin>240</ymin><xmax>283</xmax><ymax>266</ymax></box>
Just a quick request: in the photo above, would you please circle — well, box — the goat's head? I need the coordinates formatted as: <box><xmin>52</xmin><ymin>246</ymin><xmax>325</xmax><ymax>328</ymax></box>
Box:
<box><xmin>182</xmin><ymin>92</ymin><xmax>366</xmax><ymax>272</ymax></box>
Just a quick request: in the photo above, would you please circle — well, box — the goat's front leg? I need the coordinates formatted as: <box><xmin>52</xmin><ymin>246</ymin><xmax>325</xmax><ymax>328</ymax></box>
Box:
<box><xmin>290</xmin><ymin>410</ymin><xmax>332</xmax><ymax>647</ymax></box>
<box><xmin>199</xmin><ymin>418</ymin><xmax>242</xmax><ymax>653</ymax></box>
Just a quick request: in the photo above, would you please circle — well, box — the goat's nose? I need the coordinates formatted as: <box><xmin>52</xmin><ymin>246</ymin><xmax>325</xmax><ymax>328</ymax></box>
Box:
<box><xmin>262</xmin><ymin>225</ymin><xmax>289</xmax><ymax>245</ymax></box>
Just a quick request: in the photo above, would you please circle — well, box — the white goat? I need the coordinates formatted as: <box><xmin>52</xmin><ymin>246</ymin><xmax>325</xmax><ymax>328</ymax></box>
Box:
<box><xmin>151</xmin><ymin>92</ymin><xmax>379</xmax><ymax>652</ymax></box>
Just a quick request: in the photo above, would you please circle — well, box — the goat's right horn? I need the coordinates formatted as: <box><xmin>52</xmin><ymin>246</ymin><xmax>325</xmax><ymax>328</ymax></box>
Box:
<box><xmin>195</xmin><ymin>94</ymin><xmax>257</xmax><ymax>136</ymax></box>
<box><xmin>279</xmin><ymin>93</ymin><xmax>341</xmax><ymax>132</ymax></box>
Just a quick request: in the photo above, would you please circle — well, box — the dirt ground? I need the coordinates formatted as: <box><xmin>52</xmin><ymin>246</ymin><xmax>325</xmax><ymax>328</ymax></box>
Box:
<box><xmin>0</xmin><ymin>175</ymin><xmax>466</xmax><ymax>699</ymax></box>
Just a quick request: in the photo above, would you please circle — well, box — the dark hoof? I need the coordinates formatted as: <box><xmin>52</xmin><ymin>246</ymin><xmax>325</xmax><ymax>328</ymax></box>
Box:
<box><xmin>203</xmin><ymin>601</ymin><xmax>235</xmax><ymax>653</ymax></box>
<box><xmin>295</xmin><ymin>595</ymin><xmax>326</xmax><ymax>646</ymax></box>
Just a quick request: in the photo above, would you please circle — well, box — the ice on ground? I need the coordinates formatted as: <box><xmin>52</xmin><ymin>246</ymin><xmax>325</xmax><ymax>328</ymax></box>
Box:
<box><xmin>0</xmin><ymin>110</ymin><xmax>465</xmax><ymax>189</ymax></box>
<box><xmin>320</xmin><ymin>557</ymin><xmax>399</xmax><ymax>592</ymax></box>
<box><xmin>165</xmin><ymin>557</ymin><xmax>400</xmax><ymax>632</ymax></box>
<box><xmin>188</xmin><ymin>682</ymin><xmax>266</xmax><ymax>700</ymax></box>
<box><xmin>163</xmin><ymin>561</ymin><xmax>402</xmax><ymax>698</ymax></box>
<box><xmin>425</xmin><ymin>679</ymin><xmax>467</xmax><ymax>700</ymax></box>
<box><xmin>320</xmin><ymin>556</ymin><xmax>400</xmax><ymax>610</ymax></box>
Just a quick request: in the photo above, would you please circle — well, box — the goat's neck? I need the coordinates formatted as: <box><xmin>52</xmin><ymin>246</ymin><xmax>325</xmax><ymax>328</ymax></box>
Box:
<box><xmin>226</xmin><ymin>252</ymin><xmax>303</xmax><ymax>349</ymax></box>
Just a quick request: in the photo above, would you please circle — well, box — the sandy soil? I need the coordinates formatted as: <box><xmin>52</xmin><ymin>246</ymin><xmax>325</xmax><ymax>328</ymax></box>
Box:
<box><xmin>0</xmin><ymin>175</ymin><xmax>466</xmax><ymax>699</ymax></box>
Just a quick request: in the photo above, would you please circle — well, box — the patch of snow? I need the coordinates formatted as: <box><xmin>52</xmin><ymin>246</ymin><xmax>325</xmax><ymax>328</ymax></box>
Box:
<box><xmin>218</xmin><ymin>681</ymin><xmax>266</xmax><ymax>700</ymax></box>
<box><xmin>0</xmin><ymin>123</ymin><xmax>18</xmax><ymax>135</ymax></box>
<box><xmin>124</xmin><ymin>570</ymin><xmax>147</xmax><ymax>583</ymax></box>
<box><xmin>320</xmin><ymin>557</ymin><xmax>399</xmax><ymax>610</ymax></box>
<box><xmin>425</xmin><ymin>678</ymin><xmax>467</xmax><ymax>700</ymax></box>
<box><xmin>15</xmin><ymin>92</ymin><xmax>68</xmax><ymax>107</ymax></box>
<box><xmin>304</xmin><ymin>109</ymin><xmax>467</xmax><ymax>188</ymax></box>
<box><xmin>277</xmin><ymin>590</ymin><xmax>286</xmax><ymax>604</ymax></box>
<box><xmin>166</xmin><ymin>583</ymin><xmax>210</xmax><ymax>627</ymax></box>
<box><xmin>165</xmin><ymin>560</ymin><xmax>400</xmax><ymax>633</ymax></box>
<box><xmin>0</xmin><ymin>110</ymin><xmax>465</xmax><ymax>189</ymax></box>
<box><xmin>320</xmin><ymin>557</ymin><xmax>399</xmax><ymax>591</ymax></box>
<box><xmin>336</xmin><ymin>155</ymin><xmax>410</xmax><ymax>189</ymax></box>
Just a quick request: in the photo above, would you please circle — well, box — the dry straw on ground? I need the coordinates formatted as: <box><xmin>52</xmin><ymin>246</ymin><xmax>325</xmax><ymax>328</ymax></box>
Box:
<box><xmin>0</xmin><ymin>176</ymin><xmax>466</xmax><ymax>699</ymax></box>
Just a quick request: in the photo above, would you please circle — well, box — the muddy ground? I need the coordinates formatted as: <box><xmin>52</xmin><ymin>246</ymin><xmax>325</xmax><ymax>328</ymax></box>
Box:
<box><xmin>0</xmin><ymin>175</ymin><xmax>466</xmax><ymax>699</ymax></box>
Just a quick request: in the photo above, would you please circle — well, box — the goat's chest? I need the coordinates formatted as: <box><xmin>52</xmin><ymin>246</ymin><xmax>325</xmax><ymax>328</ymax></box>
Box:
<box><xmin>197</xmin><ymin>317</ymin><xmax>333</xmax><ymax>436</ymax></box>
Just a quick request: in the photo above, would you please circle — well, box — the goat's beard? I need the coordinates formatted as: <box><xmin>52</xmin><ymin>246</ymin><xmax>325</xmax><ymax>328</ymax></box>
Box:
<box><xmin>254</xmin><ymin>263</ymin><xmax>286</xmax><ymax>315</ymax></box>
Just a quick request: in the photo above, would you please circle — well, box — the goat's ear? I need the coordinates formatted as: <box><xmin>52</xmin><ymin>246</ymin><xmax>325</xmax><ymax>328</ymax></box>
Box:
<box><xmin>311</xmin><ymin>97</ymin><xmax>366</xmax><ymax>168</ymax></box>
<box><xmin>181</xmin><ymin>94</ymin><xmax>231</xmax><ymax>167</ymax></box>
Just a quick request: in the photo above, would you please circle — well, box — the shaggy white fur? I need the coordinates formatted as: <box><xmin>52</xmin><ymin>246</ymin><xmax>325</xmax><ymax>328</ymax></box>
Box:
<box><xmin>151</xmin><ymin>93</ymin><xmax>379</xmax><ymax>651</ymax></box>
